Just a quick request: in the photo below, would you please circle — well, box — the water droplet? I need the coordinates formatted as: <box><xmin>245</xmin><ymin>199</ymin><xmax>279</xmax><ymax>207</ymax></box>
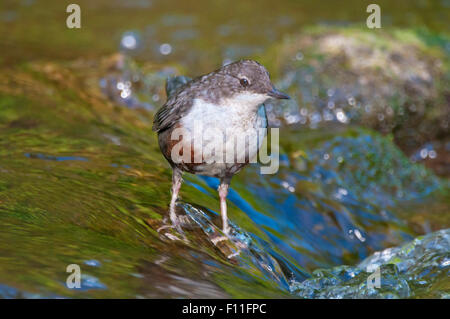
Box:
<box><xmin>295</xmin><ymin>52</ymin><xmax>303</xmax><ymax>61</ymax></box>
<box><xmin>354</xmin><ymin>229</ymin><xmax>366</xmax><ymax>242</ymax></box>
<box><xmin>327</xmin><ymin>88</ymin><xmax>335</xmax><ymax>97</ymax></box>
<box><xmin>336</xmin><ymin>109</ymin><xmax>348</xmax><ymax>123</ymax></box>
<box><xmin>120</xmin><ymin>89</ymin><xmax>131</xmax><ymax>99</ymax></box>
<box><xmin>84</xmin><ymin>260</ymin><xmax>101</xmax><ymax>267</ymax></box>
<box><xmin>121</xmin><ymin>32</ymin><xmax>139</xmax><ymax>50</ymax></box>
<box><xmin>159</xmin><ymin>43</ymin><xmax>172</xmax><ymax>55</ymax></box>
<box><xmin>420</xmin><ymin>149</ymin><xmax>428</xmax><ymax>159</ymax></box>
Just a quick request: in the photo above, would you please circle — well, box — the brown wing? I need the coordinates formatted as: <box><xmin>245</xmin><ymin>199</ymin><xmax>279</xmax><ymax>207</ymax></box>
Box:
<box><xmin>152</xmin><ymin>77</ymin><xmax>194</xmax><ymax>132</ymax></box>
<box><xmin>153</xmin><ymin>70</ymin><xmax>234</xmax><ymax>132</ymax></box>
<box><xmin>152</xmin><ymin>90</ymin><xmax>195</xmax><ymax>132</ymax></box>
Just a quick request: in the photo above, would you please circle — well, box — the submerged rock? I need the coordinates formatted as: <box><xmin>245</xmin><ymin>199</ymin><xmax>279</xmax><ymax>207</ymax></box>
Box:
<box><xmin>261</xmin><ymin>27</ymin><xmax>449</xmax><ymax>174</ymax></box>
<box><xmin>306</xmin><ymin>131</ymin><xmax>441</xmax><ymax>206</ymax></box>
<box><xmin>291</xmin><ymin>229</ymin><xmax>449</xmax><ymax>298</ymax></box>
<box><xmin>230</xmin><ymin>127</ymin><xmax>445</xmax><ymax>272</ymax></box>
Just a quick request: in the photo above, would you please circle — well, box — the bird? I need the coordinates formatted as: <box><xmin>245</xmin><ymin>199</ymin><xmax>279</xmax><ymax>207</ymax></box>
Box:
<box><xmin>153</xmin><ymin>59</ymin><xmax>290</xmax><ymax>235</ymax></box>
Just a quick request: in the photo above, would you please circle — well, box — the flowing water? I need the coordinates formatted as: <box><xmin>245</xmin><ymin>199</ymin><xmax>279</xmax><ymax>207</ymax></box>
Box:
<box><xmin>0</xmin><ymin>0</ymin><xmax>449</xmax><ymax>298</ymax></box>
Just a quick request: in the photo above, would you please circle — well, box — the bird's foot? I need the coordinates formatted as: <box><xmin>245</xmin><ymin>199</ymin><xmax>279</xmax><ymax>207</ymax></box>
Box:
<box><xmin>157</xmin><ymin>226</ymin><xmax>189</xmax><ymax>243</ymax></box>
<box><xmin>156</xmin><ymin>223</ymin><xmax>181</xmax><ymax>233</ymax></box>
<box><xmin>222</xmin><ymin>225</ymin><xmax>231</xmax><ymax>236</ymax></box>
<box><xmin>210</xmin><ymin>231</ymin><xmax>241</xmax><ymax>259</ymax></box>
<box><xmin>211</xmin><ymin>235</ymin><xmax>228</xmax><ymax>245</ymax></box>
<box><xmin>210</xmin><ymin>225</ymin><xmax>232</xmax><ymax>245</ymax></box>
<box><xmin>157</xmin><ymin>215</ymin><xmax>191</xmax><ymax>243</ymax></box>
<box><xmin>157</xmin><ymin>213</ymin><xmax>191</xmax><ymax>232</ymax></box>
<box><xmin>171</xmin><ymin>214</ymin><xmax>192</xmax><ymax>232</ymax></box>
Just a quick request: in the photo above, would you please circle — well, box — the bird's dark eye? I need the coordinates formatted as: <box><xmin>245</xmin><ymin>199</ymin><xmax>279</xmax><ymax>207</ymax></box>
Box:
<box><xmin>239</xmin><ymin>78</ymin><xmax>249</xmax><ymax>87</ymax></box>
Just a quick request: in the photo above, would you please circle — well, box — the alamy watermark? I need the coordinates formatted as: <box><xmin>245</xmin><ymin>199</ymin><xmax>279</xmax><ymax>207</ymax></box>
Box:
<box><xmin>66</xmin><ymin>264</ymin><xmax>81</xmax><ymax>289</ymax></box>
<box><xmin>367</xmin><ymin>265</ymin><xmax>381</xmax><ymax>289</ymax></box>
<box><xmin>65</xmin><ymin>4</ymin><xmax>380</xmax><ymax>30</ymax></box>
<box><xmin>66</xmin><ymin>4</ymin><xmax>81</xmax><ymax>29</ymax></box>
<box><xmin>366</xmin><ymin>4</ymin><xmax>381</xmax><ymax>29</ymax></box>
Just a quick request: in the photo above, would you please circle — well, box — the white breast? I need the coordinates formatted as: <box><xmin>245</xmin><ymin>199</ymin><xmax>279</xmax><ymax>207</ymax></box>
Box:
<box><xmin>180</xmin><ymin>93</ymin><xmax>268</xmax><ymax>172</ymax></box>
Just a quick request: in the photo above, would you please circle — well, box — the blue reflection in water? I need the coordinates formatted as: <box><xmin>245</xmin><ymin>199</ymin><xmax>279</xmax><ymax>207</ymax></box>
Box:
<box><xmin>25</xmin><ymin>153</ymin><xmax>88</xmax><ymax>162</ymax></box>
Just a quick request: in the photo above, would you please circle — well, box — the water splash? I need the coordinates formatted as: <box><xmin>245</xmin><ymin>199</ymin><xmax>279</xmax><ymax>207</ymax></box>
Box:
<box><xmin>291</xmin><ymin>229</ymin><xmax>450</xmax><ymax>298</ymax></box>
<box><xmin>161</xmin><ymin>202</ymin><xmax>310</xmax><ymax>292</ymax></box>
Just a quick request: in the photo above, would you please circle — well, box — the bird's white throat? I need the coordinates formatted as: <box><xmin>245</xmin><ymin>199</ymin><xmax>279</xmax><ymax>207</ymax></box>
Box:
<box><xmin>182</xmin><ymin>92</ymin><xmax>268</xmax><ymax>131</ymax></box>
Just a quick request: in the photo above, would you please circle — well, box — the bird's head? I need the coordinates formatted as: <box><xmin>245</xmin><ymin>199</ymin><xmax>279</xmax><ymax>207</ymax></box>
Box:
<box><xmin>217</xmin><ymin>59</ymin><xmax>290</xmax><ymax>107</ymax></box>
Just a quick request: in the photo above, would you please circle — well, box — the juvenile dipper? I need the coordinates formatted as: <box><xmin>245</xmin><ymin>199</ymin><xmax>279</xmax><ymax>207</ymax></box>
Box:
<box><xmin>153</xmin><ymin>60</ymin><xmax>289</xmax><ymax>235</ymax></box>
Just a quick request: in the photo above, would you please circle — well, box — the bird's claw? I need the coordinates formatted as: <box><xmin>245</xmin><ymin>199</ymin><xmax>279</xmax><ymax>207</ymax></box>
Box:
<box><xmin>211</xmin><ymin>235</ymin><xmax>228</xmax><ymax>245</ymax></box>
<box><xmin>222</xmin><ymin>226</ymin><xmax>231</xmax><ymax>236</ymax></box>
<box><xmin>157</xmin><ymin>216</ymin><xmax>190</xmax><ymax>243</ymax></box>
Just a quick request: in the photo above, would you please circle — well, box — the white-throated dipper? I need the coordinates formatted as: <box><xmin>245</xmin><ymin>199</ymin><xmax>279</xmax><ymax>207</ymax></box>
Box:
<box><xmin>153</xmin><ymin>60</ymin><xmax>289</xmax><ymax>235</ymax></box>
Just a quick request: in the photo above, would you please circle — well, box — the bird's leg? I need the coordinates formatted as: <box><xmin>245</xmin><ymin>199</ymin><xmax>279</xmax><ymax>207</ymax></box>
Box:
<box><xmin>218</xmin><ymin>177</ymin><xmax>231</xmax><ymax>235</ymax></box>
<box><xmin>169</xmin><ymin>167</ymin><xmax>183</xmax><ymax>230</ymax></box>
<box><xmin>157</xmin><ymin>168</ymin><xmax>190</xmax><ymax>242</ymax></box>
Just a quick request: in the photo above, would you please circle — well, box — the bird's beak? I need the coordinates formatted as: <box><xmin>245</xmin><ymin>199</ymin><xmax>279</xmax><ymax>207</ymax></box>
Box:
<box><xmin>267</xmin><ymin>86</ymin><xmax>290</xmax><ymax>100</ymax></box>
